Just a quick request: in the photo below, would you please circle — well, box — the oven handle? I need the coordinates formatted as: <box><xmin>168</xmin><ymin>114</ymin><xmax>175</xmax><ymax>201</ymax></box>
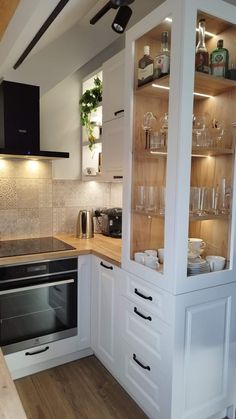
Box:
<box><xmin>0</xmin><ymin>278</ymin><xmax>75</xmax><ymax>295</ymax></box>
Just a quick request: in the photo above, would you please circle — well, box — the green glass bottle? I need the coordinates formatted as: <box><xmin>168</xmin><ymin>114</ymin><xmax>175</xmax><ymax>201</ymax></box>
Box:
<box><xmin>210</xmin><ymin>39</ymin><xmax>229</xmax><ymax>77</ymax></box>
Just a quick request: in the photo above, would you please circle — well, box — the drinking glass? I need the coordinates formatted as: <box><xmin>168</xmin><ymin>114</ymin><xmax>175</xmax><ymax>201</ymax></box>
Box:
<box><xmin>142</xmin><ymin>112</ymin><xmax>157</xmax><ymax>149</ymax></box>
<box><xmin>192</xmin><ymin>115</ymin><xmax>207</xmax><ymax>147</ymax></box>
<box><xmin>208</xmin><ymin>187</ymin><xmax>219</xmax><ymax>214</ymax></box>
<box><xmin>135</xmin><ymin>185</ymin><xmax>146</xmax><ymax>211</ymax></box>
<box><xmin>218</xmin><ymin>178</ymin><xmax>231</xmax><ymax>214</ymax></box>
<box><xmin>145</xmin><ymin>186</ymin><xmax>158</xmax><ymax>212</ymax></box>
<box><xmin>189</xmin><ymin>186</ymin><xmax>208</xmax><ymax>216</ymax></box>
<box><xmin>158</xmin><ymin>186</ymin><xmax>166</xmax><ymax>215</ymax></box>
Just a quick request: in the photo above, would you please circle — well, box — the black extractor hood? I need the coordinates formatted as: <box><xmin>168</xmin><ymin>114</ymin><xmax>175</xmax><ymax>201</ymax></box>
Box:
<box><xmin>0</xmin><ymin>80</ymin><xmax>69</xmax><ymax>159</ymax></box>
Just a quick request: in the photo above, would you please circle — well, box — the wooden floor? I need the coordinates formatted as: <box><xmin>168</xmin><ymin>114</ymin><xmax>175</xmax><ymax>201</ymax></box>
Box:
<box><xmin>15</xmin><ymin>355</ymin><xmax>148</xmax><ymax>419</ymax></box>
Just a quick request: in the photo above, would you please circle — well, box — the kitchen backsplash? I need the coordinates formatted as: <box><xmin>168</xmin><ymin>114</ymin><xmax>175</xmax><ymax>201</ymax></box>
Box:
<box><xmin>0</xmin><ymin>160</ymin><xmax>122</xmax><ymax>239</ymax></box>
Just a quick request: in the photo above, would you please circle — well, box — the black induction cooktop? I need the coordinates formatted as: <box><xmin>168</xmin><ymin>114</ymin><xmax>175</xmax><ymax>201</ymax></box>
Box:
<box><xmin>0</xmin><ymin>237</ymin><xmax>75</xmax><ymax>258</ymax></box>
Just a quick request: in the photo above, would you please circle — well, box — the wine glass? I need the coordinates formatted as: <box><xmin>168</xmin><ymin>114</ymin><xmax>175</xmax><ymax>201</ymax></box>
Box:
<box><xmin>192</xmin><ymin>114</ymin><xmax>207</xmax><ymax>147</ymax></box>
<box><xmin>142</xmin><ymin>112</ymin><xmax>157</xmax><ymax>149</ymax></box>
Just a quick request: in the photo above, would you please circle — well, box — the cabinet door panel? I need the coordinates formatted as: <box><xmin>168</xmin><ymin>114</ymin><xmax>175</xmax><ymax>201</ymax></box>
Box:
<box><xmin>102</xmin><ymin>117</ymin><xmax>124</xmax><ymax>179</ymax></box>
<box><xmin>102</xmin><ymin>50</ymin><xmax>125</xmax><ymax>123</ymax></box>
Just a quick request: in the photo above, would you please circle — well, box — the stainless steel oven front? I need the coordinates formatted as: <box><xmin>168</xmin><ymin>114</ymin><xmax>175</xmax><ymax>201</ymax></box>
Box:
<box><xmin>0</xmin><ymin>257</ymin><xmax>78</xmax><ymax>355</ymax></box>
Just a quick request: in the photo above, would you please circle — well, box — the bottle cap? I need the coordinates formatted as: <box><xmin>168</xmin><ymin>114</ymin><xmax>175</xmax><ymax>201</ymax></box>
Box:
<box><xmin>217</xmin><ymin>39</ymin><xmax>224</xmax><ymax>48</ymax></box>
<box><xmin>161</xmin><ymin>31</ymin><xmax>169</xmax><ymax>42</ymax></box>
<box><xmin>144</xmin><ymin>45</ymin><xmax>150</xmax><ymax>55</ymax></box>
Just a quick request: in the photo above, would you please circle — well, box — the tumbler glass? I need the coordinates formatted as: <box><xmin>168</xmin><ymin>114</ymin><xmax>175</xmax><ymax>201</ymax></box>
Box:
<box><xmin>136</xmin><ymin>185</ymin><xmax>146</xmax><ymax>211</ymax></box>
<box><xmin>145</xmin><ymin>186</ymin><xmax>158</xmax><ymax>212</ymax></box>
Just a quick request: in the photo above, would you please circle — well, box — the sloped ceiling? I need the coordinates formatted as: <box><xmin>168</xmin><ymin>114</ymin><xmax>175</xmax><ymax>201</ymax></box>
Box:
<box><xmin>0</xmin><ymin>0</ymin><xmax>235</xmax><ymax>93</ymax></box>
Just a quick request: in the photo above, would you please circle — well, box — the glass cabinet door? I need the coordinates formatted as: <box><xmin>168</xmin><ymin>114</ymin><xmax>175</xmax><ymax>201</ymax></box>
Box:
<box><xmin>188</xmin><ymin>10</ymin><xmax>236</xmax><ymax>277</ymax></box>
<box><xmin>130</xmin><ymin>18</ymin><xmax>172</xmax><ymax>274</ymax></box>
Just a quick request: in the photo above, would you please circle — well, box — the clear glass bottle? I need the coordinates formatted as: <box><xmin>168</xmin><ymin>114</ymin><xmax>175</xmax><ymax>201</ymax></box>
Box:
<box><xmin>195</xmin><ymin>19</ymin><xmax>209</xmax><ymax>74</ymax></box>
<box><xmin>154</xmin><ymin>31</ymin><xmax>170</xmax><ymax>80</ymax></box>
<box><xmin>138</xmin><ymin>45</ymin><xmax>154</xmax><ymax>86</ymax></box>
<box><xmin>210</xmin><ymin>39</ymin><xmax>229</xmax><ymax>77</ymax></box>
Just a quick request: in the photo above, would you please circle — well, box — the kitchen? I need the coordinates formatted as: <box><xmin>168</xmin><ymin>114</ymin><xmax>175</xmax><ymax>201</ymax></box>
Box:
<box><xmin>1</xmin><ymin>0</ymin><xmax>236</xmax><ymax>419</ymax></box>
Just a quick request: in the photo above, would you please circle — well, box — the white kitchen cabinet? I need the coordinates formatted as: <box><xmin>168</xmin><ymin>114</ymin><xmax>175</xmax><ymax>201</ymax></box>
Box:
<box><xmin>120</xmin><ymin>1</ymin><xmax>236</xmax><ymax>417</ymax></box>
<box><xmin>91</xmin><ymin>256</ymin><xmax>120</xmax><ymax>378</ymax></box>
<box><xmin>101</xmin><ymin>117</ymin><xmax>124</xmax><ymax>181</ymax></box>
<box><xmin>102</xmin><ymin>50</ymin><xmax>125</xmax><ymax>124</ymax></box>
<box><xmin>101</xmin><ymin>50</ymin><xmax>125</xmax><ymax>181</ymax></box>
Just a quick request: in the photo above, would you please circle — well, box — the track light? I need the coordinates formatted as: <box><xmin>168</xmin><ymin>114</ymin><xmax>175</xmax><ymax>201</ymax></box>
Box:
<box><xmin>90</xmin><ymin>0</ymin><xmax>134</xmax><ymax>33</ymax></box>
<box><xmin>111</xmin><ymin>5</ymin><xmax>132</xmax><ymax>33</ymax></box>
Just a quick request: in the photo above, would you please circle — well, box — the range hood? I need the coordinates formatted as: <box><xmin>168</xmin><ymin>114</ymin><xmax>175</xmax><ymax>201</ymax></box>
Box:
<box><xmin>0</xmin><ymin>80</ymin><xmax>69</xmax><ymax>160</ymax></box>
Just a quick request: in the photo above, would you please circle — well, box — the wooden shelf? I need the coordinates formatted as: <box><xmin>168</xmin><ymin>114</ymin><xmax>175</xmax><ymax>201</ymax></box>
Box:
<box><xmin>135</xmin><ymin>72</ymin><xmax>236</xmax><ymax>98</ymax></box>
<box><xmin>133</xmin><ymin>147</ymin><xmax>234</xmax><ymax>159</ymax></box>
<box><xmin>132</xmin><ymin>209</ymin><xmax>229</xmax><ymax>222</ymax></box>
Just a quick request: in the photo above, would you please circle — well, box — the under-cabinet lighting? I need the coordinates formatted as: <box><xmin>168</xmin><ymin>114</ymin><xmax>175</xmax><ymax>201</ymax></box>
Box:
<box><xmin>192</xmin><ymin>154</ymin><xmax>209</xmax><ymax>157</ymax></box>
<box><xmin>152</xmin><ymin>84</ymin><xmax>170</xmax><ymax>90</ymax></box>
<box><xmin>164</xmin><ymin>17</ymin><xmax>215</xmax><ymax>37</ymax></box>
<box><xmin>193</xmin><ymin>92</ymin><xmax>213</xmax><ymax>98</ymax></box>
<box><xmin>151</xmin><ymin>84</ymin><xmax>213</xmax><ymax>99</ymax></box>
<box><xmin>150</xmin><ymin>151</ymin><xmax>167</xmax><ymax>155</ymax></box>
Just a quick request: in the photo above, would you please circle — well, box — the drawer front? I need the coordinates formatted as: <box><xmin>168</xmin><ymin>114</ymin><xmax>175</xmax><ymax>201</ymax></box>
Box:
<box><xmin>120</xmin><ymin>340</ymin><xmax>171</xmax><ymax>419</ymax></box>
<box><xmin>5</xmin><ymin>336</ymin><xmax>79</xmax><ymax>373</ymax></box>
<box><xmin>120</xmin><ymin>296</ymin><xmax>172</xmax><ymax>374</ymax></box>
<box><xmin>120</xmin><ymin>271</ymin><xmax>173</xmax><ymax>324</ymax></box>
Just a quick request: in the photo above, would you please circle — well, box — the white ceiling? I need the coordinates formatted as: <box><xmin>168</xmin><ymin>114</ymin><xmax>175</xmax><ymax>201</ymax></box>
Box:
<box><xmin>0</xmin><ymin>0</ymin><xmax>235</xmax><ymax>90</ymax></box>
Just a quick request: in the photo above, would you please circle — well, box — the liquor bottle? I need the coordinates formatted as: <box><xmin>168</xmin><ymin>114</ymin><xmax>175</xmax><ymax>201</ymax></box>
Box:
<box><xmin>210</xmin><ymin>39</ymin><xmax>229</xmax><ymax>77</ymax></box>
<box><xmin>138</xmin><ymin>45</ymin><xmax>154</xmax><ymax>86</ymax></box>
<box><xmin>195</xmin><ymin>19</ymin><xmax>209</xmax><ymax>74</ymax></box>
<box><xmin>154</xmin><ymin>31</ymin><xmax>170</xmax><ymax>79</ymax></box>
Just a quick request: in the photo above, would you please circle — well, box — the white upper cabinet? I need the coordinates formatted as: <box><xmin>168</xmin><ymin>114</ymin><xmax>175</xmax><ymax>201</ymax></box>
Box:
<box><xmin>102</xmin><ymin>50</ymin><xmax>125</xmax><ymax>124</ymax></box>
<box><xmin>122</xmin><ymin>0</ymin><xmax>236</xmax><ymax>294</ymax></box>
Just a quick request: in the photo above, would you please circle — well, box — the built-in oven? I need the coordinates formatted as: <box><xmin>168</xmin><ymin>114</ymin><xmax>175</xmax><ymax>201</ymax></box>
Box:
<box><xmin>0</xmin><ymin>257</ymin><xmax>78</xmax><ymax>355</ymax></box>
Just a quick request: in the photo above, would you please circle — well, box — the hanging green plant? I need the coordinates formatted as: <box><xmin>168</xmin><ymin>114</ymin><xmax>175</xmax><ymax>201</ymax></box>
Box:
<box><xmin>79</xmin><ymin>77</ymin><xmax>102</xmax><ymax>151</ymax></box>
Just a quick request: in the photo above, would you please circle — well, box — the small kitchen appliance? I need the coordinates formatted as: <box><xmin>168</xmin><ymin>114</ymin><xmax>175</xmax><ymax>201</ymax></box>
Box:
<box><xmin>100</xmin><ymin>208</ymin><xmax>122</xmax><ymax>238</ymax></box>
<box><xmin>76</xmin><ymin>210</ymin><xmax>94</xmax><ymax>239</ymax></box>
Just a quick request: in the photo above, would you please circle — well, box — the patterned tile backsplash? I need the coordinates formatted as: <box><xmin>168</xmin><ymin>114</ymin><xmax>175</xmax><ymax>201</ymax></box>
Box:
<box><xmin>0</xmin><ymin>160</ymin><xmax>122</xmax><ymax>239</ymax></box>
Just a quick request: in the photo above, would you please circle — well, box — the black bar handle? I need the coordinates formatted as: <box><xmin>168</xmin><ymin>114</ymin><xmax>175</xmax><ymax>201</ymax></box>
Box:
<box><xmin>113</xmin><ymin>176</ymin><xmax>123</xmax><ymax>179</ymax></box>
<box><xmin>134</xmin><ymin>307</ymin><xmax>152</xmax><ymax>321</ymax></box>
<box><xmin>134</xmin><ymin>288</ymin><xmax>153</xmax><ymax>301</ymax></box>
<box><xmin>25</xmin><ymin>346</ymin><xmax>49</xmax><ymax>356</ymax></box>
<box><xmin>133</xmin><ymin>353</ymin><xmax>150</xmax><ymax>371</ymax></box>
<box><xmin>100</xmin><ymin>261</ymin><xmax>113</xmax><ymax>270</ymax></box>
<box><xmin>114</xmin><ymin>109</ymin><xmax>124</xmax><ymax>116</ymax></box>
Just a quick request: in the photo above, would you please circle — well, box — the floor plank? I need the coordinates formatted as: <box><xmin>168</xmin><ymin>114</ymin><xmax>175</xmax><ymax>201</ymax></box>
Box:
<box><xmin>15</xmin><ymin>355</ymin><xmax>148</xmax><ymax>419</ymax></box>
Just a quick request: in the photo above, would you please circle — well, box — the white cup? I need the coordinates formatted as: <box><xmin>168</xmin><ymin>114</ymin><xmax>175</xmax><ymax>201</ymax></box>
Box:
<box><xmin>134</xmin><ymin>252</ymin><xmax>145</xmax><ymax>264</ymax></box>
<box><xmin>157</xmin><ymin>248</ymin><xmax>164</xmax><ymax>264</ymax></box>
<box><xmin>188</xmin><ymin>238</ymin><xmax>206</xmax><ymax>258</ymax></box>
<box><xmin>144</xmin><ymin>249</ymin><xmax>157</xmax><ymax>257</ymax></box>
<box><xmin>144</xmin><ymin>254</ymin><xmax>159</xmax><ymax>269</ymax></box>
<box><xmin>206</xmin><ymin>255</ymin><xmax>226</xmax><ymax>272</ymax></box>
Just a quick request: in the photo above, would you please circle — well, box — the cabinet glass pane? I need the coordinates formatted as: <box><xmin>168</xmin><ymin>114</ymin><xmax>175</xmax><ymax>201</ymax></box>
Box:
<box><xmin>188</xmin><ymin>11</ymin><xmax>236</xmax><ymax>277</ymax></box>
<box><xmin>130</xmin><ymin>18</ymin><xmax>172</xmax><ymax>273</ymax></box>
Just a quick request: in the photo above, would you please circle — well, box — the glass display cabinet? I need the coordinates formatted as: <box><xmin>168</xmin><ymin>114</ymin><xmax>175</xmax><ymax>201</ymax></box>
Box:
<box><xmin>121</xmin><ymin>2</ymin><xmax>236</xmax><ymax>418</ymax></box>
<box><xmin>122</xmin><ymin>0</ymin><xmax>236</xmax><ymax>295</ymax></box>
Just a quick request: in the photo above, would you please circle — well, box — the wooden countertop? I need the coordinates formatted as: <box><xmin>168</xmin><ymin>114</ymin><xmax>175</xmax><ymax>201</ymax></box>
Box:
<box><xmin>0</xmin><ymin>349</ymin><xmax>27</xmax><ymax>419</ymax></box>
<box><xmin>0</xmin><ymin>234</ymin><xmax>122</xmax><ymax>267</ymax></box>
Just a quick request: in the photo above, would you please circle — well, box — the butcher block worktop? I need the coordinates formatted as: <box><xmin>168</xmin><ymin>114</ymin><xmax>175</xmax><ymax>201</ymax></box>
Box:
<box><xmin>0</xmin><ymin>349</ymin><xmax>27</xmax><ymax>419</ymax></box>
<box><xmin>0</xmin><ymin>234</ymin><xmax>122</xmax><ymax>267</ymax></box>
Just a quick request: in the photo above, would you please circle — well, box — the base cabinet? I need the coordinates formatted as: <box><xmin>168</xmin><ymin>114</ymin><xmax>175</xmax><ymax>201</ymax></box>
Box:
<box><xmin>91</xmin><ymin>256</ymin><xmax>120</xmax><ymax>379</ymax></box>
<box><xmin>101</xmin><ymin>265</ymin><xmax>236</xmax><ymax>419</ymax></box>
<box><xmin>5</xmin><ymin>256</ymin><xmax>92</xmax><ymax>379</ymax></box>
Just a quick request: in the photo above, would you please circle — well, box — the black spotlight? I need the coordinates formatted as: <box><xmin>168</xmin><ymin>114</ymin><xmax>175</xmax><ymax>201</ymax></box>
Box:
<box><xmin>111</xmin><ymin>5</ymin><xmax>132</xmax><ymax>33</ymax></box>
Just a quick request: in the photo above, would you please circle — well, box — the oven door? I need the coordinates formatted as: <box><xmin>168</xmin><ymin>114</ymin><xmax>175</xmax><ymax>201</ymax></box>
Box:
<box><xmin>0</xmin><ymin>272</ymin><xmax>77</xmax><ymax>354</ymax></box>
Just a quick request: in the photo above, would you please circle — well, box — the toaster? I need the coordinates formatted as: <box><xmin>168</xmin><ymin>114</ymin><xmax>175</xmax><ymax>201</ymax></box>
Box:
<box><xmin>100</xmin><ymin>208</ymin><xmax>122</xmax><ymax>238</ymax></box>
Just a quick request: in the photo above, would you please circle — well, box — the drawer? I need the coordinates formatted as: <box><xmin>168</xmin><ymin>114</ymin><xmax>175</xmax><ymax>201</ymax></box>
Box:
<box><xmin>5</xmin><ymin>335</ymin><xmax>79</xmax><ymax>375</ymax></box>
<box><xmin>119</xmin><ymin>340</ymin><xmax>171</xmax><ymax>419</ymax></box>
<box><xmin>120</xmin><ymin>271</ymin><xmax>173</xmax><ymax>325</ymax></box>
<box><xmin>120</xmin><ymin>296</ymin><xmax>172</xmax><ymax>374</ymax></box>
